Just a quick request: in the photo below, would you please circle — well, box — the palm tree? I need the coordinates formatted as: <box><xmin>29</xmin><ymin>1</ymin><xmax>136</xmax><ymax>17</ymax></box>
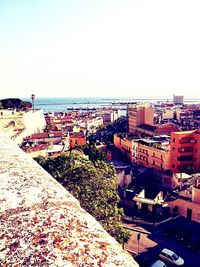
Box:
<box><xmin>31</xmin><ymin>94</ymin><xmax>35</xmax><ymax>111</ymax></box>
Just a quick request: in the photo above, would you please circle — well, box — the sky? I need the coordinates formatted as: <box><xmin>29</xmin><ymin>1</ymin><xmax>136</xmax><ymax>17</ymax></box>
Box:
<box><xmin>0</xmin><ymin>0</ymin><xmax>200</xmax><ymax>99</ymax></box>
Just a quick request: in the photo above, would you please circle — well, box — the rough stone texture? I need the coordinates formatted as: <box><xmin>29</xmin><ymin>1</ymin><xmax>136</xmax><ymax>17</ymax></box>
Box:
<box><xmin>0</xmin><ymin>134</ymin><xmax>138</xmax><ymax>267</ymax></box>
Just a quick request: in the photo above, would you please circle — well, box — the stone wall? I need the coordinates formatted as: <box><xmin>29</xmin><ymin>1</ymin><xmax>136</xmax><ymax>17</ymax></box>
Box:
<box><xmin>0</xmin><ymin>135</ymin><xmax>138</xmax><ymax>266</ymax></box>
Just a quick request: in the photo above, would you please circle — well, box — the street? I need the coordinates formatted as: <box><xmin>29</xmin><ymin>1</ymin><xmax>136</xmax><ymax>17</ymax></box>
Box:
<box><xmin>124</xmin><ymin>224</ymin><xmax>200</xmax><ymax>266</ymax></box>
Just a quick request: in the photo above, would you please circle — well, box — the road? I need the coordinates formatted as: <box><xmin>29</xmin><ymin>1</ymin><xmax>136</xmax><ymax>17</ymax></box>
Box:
<box><xmin>123</xmin><ymin>224</ymin><xmax>200</xmax><ymax>266</ymax></box>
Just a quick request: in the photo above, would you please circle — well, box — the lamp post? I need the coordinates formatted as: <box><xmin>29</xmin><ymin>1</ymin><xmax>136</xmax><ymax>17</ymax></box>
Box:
<box><xmin>31</xmin><ymin>94</ymin><xmax>35</xmax><ymax>111</ymax></box>
<box><xmin>137</xmin><ymin>233</ymin><xmax>141</xmax><ymax>254</ymax></box>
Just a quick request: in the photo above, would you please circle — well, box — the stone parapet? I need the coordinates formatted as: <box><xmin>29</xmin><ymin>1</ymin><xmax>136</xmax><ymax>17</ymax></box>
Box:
<box><xmin>0</xmin><ymin>134</ymin><xmax>138</xmax><ymax>266</ymax></box>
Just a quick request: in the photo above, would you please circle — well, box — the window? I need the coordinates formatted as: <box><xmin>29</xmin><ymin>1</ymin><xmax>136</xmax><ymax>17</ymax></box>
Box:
<box><xmin>173</xmin><ymin>138</ymin><xmax>176</xmax><ymax>142</ymax></box>
<box><xmin>172</xmin><ymin>164</ymin><xmax>175</xmax><ymax>168</ymax></box>
<box><xmin>161</xmin><ymin>155</ymin><xmax>163</xmax><ymax>159</ymax></box>
<box><xmin>177</xmin><ymin>155</ymin><xmax>193</xmax><ymax>161</ymax></box>
<box><xmin>172</xmin><ymin>147</ymin><xmax>175</xmax><ymax>151</ymax></box>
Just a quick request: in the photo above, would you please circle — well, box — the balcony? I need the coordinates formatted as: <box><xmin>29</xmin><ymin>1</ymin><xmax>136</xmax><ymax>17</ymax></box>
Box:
<box><xmin>139</xmin><ymin>150</ymin><xmax>149</xmax><ymax>156</ymax></box>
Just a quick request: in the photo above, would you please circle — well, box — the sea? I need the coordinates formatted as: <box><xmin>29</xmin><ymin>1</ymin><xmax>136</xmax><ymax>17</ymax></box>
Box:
<box><xmin>22</xmin><ymin>96</ymin><xmax>200</xmax><ymax>113</ymax></box>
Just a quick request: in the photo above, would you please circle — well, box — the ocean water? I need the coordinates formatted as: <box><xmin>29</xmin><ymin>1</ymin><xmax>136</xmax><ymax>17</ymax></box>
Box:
<box><xmin>22</xmin><ymin>97</ymin><xmax>113</xmax><ymax>112</ymax></box>
<box><xmin>22</xmin><ymin>96</ymin><xmax>200</xmax><ymax>113</ymax></box>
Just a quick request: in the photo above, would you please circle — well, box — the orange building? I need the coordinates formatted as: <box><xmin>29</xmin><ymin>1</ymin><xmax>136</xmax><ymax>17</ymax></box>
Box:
<box><xmin>69</xmin><ymin>132</ymin><xmax>86</xmax><ymax>148</ymax></box>
<box><xmin>128</xmin><ymin>104</ymin><xmax>154</xmax><ymax>133</ymax></box>
<box><xmin>114</xmin><ymin>134</ymin><xmax>170</xmax><ymax>171</ymax></box>
<box><xmin>137</xmin><ymin>140</ymin><xmax>170</xmax><ymax>171</ymax></box>
<box><xmin>170</xmin><ymin>130</ymin><xmax>200</xmax><ymax>174</ymax></box>
<box><xmin>114</xmin><ymin>134</ymin><xmax>138</xmax><ymax>163</ymax></box>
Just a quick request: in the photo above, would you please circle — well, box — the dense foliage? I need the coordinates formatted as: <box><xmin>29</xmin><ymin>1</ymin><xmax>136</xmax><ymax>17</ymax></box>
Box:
<box><xmin>35</xmin><ymin>154</ymin><xmax>130</xmax><ymax>244</ymax></box>
<box><xmin>0</xmin><ymin>98</ymin><xmax>32</xmax><ymax>110</ymax></box>
<box><xmin>81</xmin><ymin>143</ymin><xmax>107</xmax><ymax>162</ymax></box>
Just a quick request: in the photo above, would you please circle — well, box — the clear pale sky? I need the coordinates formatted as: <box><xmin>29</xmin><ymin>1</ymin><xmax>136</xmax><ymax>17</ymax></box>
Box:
<box><xmin>0</xmin><ymin>0</ymin><xmax>200</xmax><ymax>98</ymax></box>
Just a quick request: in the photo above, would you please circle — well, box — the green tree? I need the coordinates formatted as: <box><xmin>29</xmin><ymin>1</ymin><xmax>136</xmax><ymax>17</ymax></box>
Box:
<box><xmin>0</xmin><ymin>98</ymin><xmax>32</xmax><ymax>110</ymax></box>
<box><xmin>35</xmin><ymin>154</ymin><xmax>130</xmax><ymax>244</ymax></box>
<box><xmin>81</xmin><ymin>143</ymin><xmax>107</xmax><ymax>162</ymax></box>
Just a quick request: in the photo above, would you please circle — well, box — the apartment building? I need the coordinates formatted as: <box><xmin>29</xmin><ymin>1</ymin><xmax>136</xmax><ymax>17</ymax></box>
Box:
<box><xmin>114</xmin><ymin>134</ymin><xmax>170</xmax><ymax>171</ymax></box>
<box><xmin>162</xmin><ymin>107</ymin><xmax>181</xmax><ymax>120</ymax></box>
<box><xmin>170</xmin><ymin>130</ymin><xmax>200</xmax><ymax>173</ymax></box>
<box><xmin>173</xmin><ymin>94</ymin><xmax>184</xmax><ymax>105</ymax></box>
<box><xmin>137</xmin><ymin>139</ymin><xmax>170</xmax><ymax>171</ymax></box>
<box><xmin>96</xmin><ymin>109</ymin><xmax>119</xmax><ymax>125</ymax></box>
<box><xmin>128</xmin><ymin>104</ymin><xmax>154</xmax><ymax>133</ymax></box>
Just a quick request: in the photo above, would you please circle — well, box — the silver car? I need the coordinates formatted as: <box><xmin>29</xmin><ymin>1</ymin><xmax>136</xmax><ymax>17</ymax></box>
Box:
<box><xmin>150</xmin><ymin>260</ymin><xmax>167</xmax><ymax>267</ymax></box>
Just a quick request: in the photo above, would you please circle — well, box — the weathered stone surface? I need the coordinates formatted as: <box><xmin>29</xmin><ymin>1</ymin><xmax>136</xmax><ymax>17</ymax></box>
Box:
<box><xmin>0</xmin><ymin>134</ymin><xmax>139</xmax><ymax>266</ymax></box>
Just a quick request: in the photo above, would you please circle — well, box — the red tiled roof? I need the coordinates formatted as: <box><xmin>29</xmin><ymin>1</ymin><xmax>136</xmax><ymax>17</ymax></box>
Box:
<box><xmin>30</xmin><ymin>132</ymin><xmax>63</xmax><ymax>139</ymax></box>
<box><xmin>155</xmin><ymin>123</ymin><xmax>180</xmax><ymax>134</ymax></box>
<box><xmin>70</xmin><ymin>132</ymin><xmax>85</xmax><ymax>138</ymax></box>
<box><xmin>30</xmin><ymin>133</ymin><xmax>48</xmax><ymax>139</ymax></box>
<box><xmin>137</xmin><ymin>124</ymin><xmax>158</xmax><ymax>132</ymax></box>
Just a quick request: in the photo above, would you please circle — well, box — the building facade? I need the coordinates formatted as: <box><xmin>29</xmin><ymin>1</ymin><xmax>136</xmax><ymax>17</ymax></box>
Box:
<box><xmin>173</xmin><ymin>94</ymin><xmax>184</xmax><ymax>105</ymax></box>
<box><xmin>170</xmin><ymin>130</ymin><xmax>200</xmax><ymax>173</ymax></box>
<box><xmin>114</xmin><ymin>134</ymin><xmax>170</xmax><ymax>171</ymax></box>
<box><xmin>128</xmin><ymin>104</ymin><xmax>154</xmax><ymax>133</ymax></box>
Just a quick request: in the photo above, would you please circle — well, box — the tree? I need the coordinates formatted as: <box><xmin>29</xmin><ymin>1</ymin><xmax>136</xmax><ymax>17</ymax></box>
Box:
<box><xmin>0</xmin><ymin>98</ymin><xmax>32</xmax><ymax>110</ymax></box>
<box><xmin>81</xmin><ymin>143</ymin><xmax>107</xmax><ymax>162</ymax></box>
<box><xmin>43</xmin><ymin>122</ymin><xmax>55</xmax><ymax>132</ymax></box>
<box><xmin>34</xmin><ymin>154</ymin><xmax>130</xmax><ymax>244</ymax></box>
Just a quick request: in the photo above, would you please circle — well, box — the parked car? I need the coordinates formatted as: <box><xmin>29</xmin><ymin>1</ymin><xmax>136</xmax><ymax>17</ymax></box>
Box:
<box><xmin>175</xmin><ymin>228</ymin><xmax>192</xmax><ymax>241</ymax></box>
<box><xmin>150</xmin><ymin>260</ymin><xmax>167</xmax><ymax>267</ymax></box>
<box><xmin>186</xmin><ymin>235</ymin><xmax>200</xmax><ymax>250</ymax></box>
<box><xmin>159</xmin><ymin>248</ymin><xmax>184</xmax><ymax>266</ymax></box>
<box><xmin>163</xmin><ymin>224</ymin><xmax>179</xmax><ymax>237</ymax></box>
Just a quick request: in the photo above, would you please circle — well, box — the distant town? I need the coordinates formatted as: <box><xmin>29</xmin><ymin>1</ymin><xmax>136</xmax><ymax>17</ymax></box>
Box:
<box><xmin>1</xmin><ymin>94</ymin><xmax>200</xmax><ymax>266</ymax></box>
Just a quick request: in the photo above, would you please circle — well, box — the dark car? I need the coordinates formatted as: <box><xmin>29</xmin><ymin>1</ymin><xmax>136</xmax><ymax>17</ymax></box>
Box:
<box><xmin>163</xmin><ymin>224</ymin><xmax>179</xmax><ymax>237</ymax></box>
<box><xmin>175</xmin><ymin>229</ymin><xmax>192</xmax><ymax>241</ymax></box>
<box><xmin>186</xmin><ymin>235</ymin><xmax>200</xmax><ymax>250</ymax></box>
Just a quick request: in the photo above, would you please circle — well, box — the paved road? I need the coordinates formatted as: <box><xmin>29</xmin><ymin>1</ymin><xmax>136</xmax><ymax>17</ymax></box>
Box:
<box><xmin>124</xmin><ymin>224</ymin><xmax>200</xmax><ymax>267</ymax></box>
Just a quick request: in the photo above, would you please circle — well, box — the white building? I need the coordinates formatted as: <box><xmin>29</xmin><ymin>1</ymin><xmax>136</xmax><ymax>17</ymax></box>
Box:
<box><xmin>173</xmin><ymin>95</ymin><xmax>184</xmax><ymax>105</ymax></box>
<box><xmin>0</xmin><ymin>109</ymin><xmax>46</xmax><ymax>143</ymax></box>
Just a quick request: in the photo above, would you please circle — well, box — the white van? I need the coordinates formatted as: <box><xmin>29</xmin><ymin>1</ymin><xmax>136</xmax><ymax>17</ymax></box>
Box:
<box><xmin>159</xmin><ymin>248</ymin><xmax>184</xmax><ymax>266</ymax></box>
